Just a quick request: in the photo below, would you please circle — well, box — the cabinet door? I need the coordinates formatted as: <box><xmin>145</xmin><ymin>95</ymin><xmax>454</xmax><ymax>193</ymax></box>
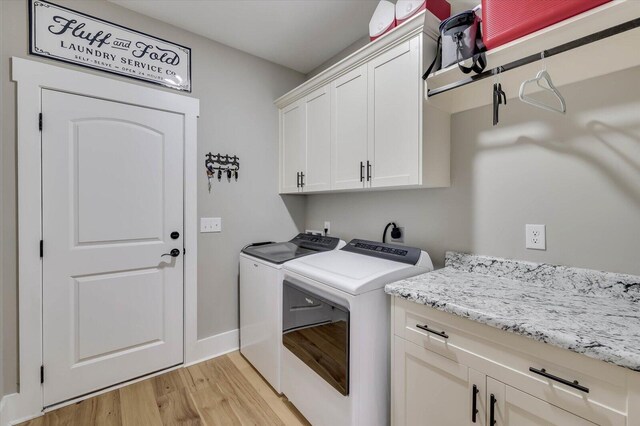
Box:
<box><xmin>304</xmin><ymin>86</ymin><xmax>331</xmax><ymax>192</ymax></box>
<box><xmin>368</xmin><ymin>36</ymin><xmax>421</xmax><ymax>188</ymax></box>
<box><xmin>280</xmin><ymin>99</ymin><xmax>305</xmax><ymax>193</ymax></box>
<box><xmin>486</xmin><ymin>377</ymin><xmax>597</xmax><ymax>426</ymax></box>
<box><xmin>331</xmin><ymin>65</ymin><xmax>368</xmax><ymax>190</ymax></box>
<box><xmin>393</xmin><ymin>337</ymin><xmax>484</xmax><ymax>426</ymax></box>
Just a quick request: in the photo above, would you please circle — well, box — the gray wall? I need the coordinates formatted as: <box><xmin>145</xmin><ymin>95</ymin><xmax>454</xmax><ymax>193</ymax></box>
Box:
<box><xmin>0</xmin><ymin>0</ymin><xmax>305</xmax><ymax>395</ymax></box>
<box><xmin>306</xmin><ymin>66</ymin><xmax>640</xmax><ymax>275</ymax></box>
<box><xmin>306</xmin><ymin>35</ymin><xmax>370</xmax><ymax>79</ymax></box>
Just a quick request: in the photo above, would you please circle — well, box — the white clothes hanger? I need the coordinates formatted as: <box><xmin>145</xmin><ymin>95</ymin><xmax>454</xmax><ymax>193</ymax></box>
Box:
<box><xmin>519</xmin><ymin>51</ymin><xmax>566</xmax><ymax>114</ymax></box>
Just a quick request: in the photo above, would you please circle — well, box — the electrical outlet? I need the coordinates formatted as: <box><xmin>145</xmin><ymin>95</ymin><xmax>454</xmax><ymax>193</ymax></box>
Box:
<box><xmin>526</xmin><ymin>224</ymin><xmax>546</xmax><ymax>250</ymax></box>
<box><xmin>391</xmin><ymin>227</ymin><xmax>405</xmax><ymax>243</ymax></box>
<box><xmin>324</xmin><ymin>221</ymin><xmax>331</xmax><ymax>235</ymax></box>
<box><xmin>201</xmin><ymin>217</ymin><xmax>221</xmax><ymax>233</ymax></box>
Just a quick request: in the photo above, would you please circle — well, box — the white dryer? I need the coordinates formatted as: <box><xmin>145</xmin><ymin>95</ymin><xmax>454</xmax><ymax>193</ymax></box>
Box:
<box><xmin>239</xmin><ymin>233</ymin><xmax>344</xmax><ymax>393</ymax></box>
<box><xmin>281</xmin><ymin>239</ymin><xmax>433</xmax><ymax>426</ymax></box>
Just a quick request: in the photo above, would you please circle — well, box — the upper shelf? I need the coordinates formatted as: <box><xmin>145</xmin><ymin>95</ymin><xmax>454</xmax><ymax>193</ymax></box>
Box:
<box><xmin>426</xmin><ymin>0</ymin><xmax>640</xmax><ymax>113</ymax></box>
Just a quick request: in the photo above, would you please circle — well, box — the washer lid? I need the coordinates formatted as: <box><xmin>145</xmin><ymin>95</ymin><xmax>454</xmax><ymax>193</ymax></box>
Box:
<box><xmin>241</xmin><ymin>233</ymin><xmax>342</xmax><ymax>264</ymax></box>
<box><xmin>283</xmin><ymin>249</ymin><xmax>432</xmax><ymax>295</ymax></box>
<box><xmin>242</xmin><ymin>242</ymin><xmax>315</xmax><ymax>264</ymax></box>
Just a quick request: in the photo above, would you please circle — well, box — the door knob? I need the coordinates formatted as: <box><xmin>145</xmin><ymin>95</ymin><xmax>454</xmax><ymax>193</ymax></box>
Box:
<box><xmin>161</xmin><ymin>248</ymin><xmax>181</xmax><ymax>258</ymax></box>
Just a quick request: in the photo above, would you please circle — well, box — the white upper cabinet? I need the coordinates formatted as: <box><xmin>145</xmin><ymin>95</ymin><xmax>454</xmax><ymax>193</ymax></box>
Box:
<box><xmin>280</xmin><ymin>99</ymin><xmax>305</xmax><ymax>193</ymax></box>
<box><xmin>331</xmin><ymin>66</ymin><xmax>368</xmax><ymax>190</ymax></box>
<box><xmin>304</xmin><ymin>86</ymin><xmax>332</xmax><ymax>192</ymax></box>
<box><xmin>368</xmin><ymin>36</ymin><xmax>421</xmax><ymax>188</ymax></box>
<box><xmin>276</xmin><ymin>13</ymin><xmax>450</xmax><ymax>194</ymax></box>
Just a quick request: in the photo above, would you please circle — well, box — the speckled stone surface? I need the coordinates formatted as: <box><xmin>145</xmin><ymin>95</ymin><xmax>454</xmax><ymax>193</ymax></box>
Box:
<box><xmin>385</xmin><ymin>252</ymin><xmax>640</xmax><ymax>371</ymax></box>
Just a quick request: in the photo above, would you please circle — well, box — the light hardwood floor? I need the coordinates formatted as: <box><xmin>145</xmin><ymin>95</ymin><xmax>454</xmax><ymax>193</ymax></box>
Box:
<box><xmin>20</xmin><ymin>352</ymin><xmax>310</xmax><ymax>426</ymax></box>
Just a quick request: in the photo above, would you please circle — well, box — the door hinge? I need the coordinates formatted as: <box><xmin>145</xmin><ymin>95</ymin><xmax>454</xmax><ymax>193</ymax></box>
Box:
<box><xmin>183</xmin><ymin>248</ymin><xmax>186</xmax><ymax>255</ymax></box>
<box><xmin>39</xmin><ymin>240</ymin><xmax>43</xmax><ymax>258</ymax></box>
<box><xmin>40</xmin><ymin>365</ymin><xmax>44</xmax><ymax>384</ymax></box>
<box><xmin>39</xmin><ymin>113</ymin><xmax>43</xmax><ymax>131</ymax></box>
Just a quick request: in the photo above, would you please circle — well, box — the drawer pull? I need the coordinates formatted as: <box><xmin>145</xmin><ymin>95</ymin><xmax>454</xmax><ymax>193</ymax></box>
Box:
<box><xmin>490</xmin><ymin>393</ymin><xmax>497</xmax><ymax>425</ymax></box>
<box><xmin>471</xmin><ymin>384</ymin><xmax>479</xmax><ymax>423</ymax></box>
<box><xmin>415</xmin><ymin>323</ymin><xmax>449</xmax><ymax>339</ymax></box>
<box><xmin>529</xmin><ymin>367</ymin><xmax>590</xmax><ymax>393</ymax></box>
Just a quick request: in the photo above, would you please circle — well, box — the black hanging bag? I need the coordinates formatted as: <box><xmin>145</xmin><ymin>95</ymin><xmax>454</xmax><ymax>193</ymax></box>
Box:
<box><xmin>423</xmin><ymin>10</ymin><xmax>487</xmax><ymax>80</ymax></box>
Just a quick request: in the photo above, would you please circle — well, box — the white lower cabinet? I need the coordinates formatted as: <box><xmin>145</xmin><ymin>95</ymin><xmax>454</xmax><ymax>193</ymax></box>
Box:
<box><xmin>391</xmin><ymin>298</ymin><xmax>634</xmax><ymax>426</ymax></box>
<box><xmin>487</xmin><ymin>377</ymin><xmax>596</xmax><ymax>426</ymax></box>
<box><xmin>393</xmin><ymin>336</ymin><xmax>486</xmax><ymax>426</ymax></box>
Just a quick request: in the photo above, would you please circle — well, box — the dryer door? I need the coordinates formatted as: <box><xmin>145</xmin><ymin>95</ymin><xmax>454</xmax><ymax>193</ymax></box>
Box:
<box><xmin>282</xmin><ymin>281</ymin><xmax>350</xmax><ymax>396</ymax></box>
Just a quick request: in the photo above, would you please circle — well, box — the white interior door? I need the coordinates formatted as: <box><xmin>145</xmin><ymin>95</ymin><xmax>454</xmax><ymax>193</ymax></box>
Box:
<box><xmin>42</xmin><ymin>89</ymin><xmax>184</xmax><ymax>407</ymax></box>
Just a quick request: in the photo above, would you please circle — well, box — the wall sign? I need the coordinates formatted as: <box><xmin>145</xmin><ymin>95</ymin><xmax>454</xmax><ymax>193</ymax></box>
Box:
<box><xmin>29</xmin><ymin>0</ymin><xmax>192</xmax><ymax>92</ymax></box>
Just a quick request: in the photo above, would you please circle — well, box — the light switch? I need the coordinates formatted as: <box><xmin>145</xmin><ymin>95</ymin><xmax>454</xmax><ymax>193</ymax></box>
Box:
<box><xmin>201</xmin><ymin>217</ymin><xmax>222</xmax><ymax>233</ymax></box>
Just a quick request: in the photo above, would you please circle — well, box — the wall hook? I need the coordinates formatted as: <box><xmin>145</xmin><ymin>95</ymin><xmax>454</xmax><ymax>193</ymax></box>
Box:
<box><xmin>205</xmin><ymin>152</ymin><xmax>240</xmax><ymax>192</ymax></box>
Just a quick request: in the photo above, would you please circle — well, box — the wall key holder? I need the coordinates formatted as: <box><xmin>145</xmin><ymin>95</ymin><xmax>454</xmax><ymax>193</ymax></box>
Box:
<box><xmin>205</xmin><ymin>152</ymin><xmax>240</xmax><ymax>193</ymax></box>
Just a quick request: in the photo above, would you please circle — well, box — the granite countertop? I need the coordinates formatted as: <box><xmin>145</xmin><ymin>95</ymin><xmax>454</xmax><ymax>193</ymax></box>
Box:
<box><xmin>385</xmin><ymin>252</ymin><xmax>640</xmax><ymax>372</ymax></box>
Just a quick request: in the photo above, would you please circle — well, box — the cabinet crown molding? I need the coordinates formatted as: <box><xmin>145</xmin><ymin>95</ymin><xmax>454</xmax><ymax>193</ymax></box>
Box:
<box><xmin>274</xmin><ymin>9</ymin><xmax>440</xmax><ymax>109</ymax></box>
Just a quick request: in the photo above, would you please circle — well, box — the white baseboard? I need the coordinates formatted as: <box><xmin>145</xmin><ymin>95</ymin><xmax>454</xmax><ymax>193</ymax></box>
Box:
<box><xmin>0</xmin><ymin>393</ymin><xmax>42</xmax><ymax>426</ymax></box>
<box><xmin>0</xmin><ymin>394</ymin><xmax>8</xmax><ymax>426</ymax></box>
<box><xmin>186</xmin><ymin>328</ymin><xmax>239</xmax><ymax>366</ymax></box>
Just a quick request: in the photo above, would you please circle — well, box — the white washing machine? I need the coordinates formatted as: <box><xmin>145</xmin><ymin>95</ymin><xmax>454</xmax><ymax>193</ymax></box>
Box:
<box><xmin>281</xmin><ymin>239</ymin><xmax>433</xmax><ymax>426</ymax></box>
<box><xmin>239</xmin><ymin>233</ymin><xmax>344</xmax><ymax>393</ymax></box>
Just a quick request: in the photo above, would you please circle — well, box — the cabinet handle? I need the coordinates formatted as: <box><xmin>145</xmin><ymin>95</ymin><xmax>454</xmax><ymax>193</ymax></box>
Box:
<box><xmin>529</xmin><ymin>367</ymin><xmax>590</xmax><ymax>393</ymax></box>
<box><xmin>366</xmin><ymin>160</ymin><xmax>371</xmax><ymax>181</ymax></box>
<box><xmin>415</xmin><ymin>323</ymin><xmax>448</xmax><ymax>339</ymax></box>
<box><xmin>472</xmin><ymin>384</ymin><xmax>479</xmax><ymax>423</ymax></box>
<box><xmin>490</xmin><ymin>394</ymin><xmax>496</xmax><ymax>426</ymax></box>
<box><xmin>296</xmin><ymin>172</ymin><xmax>300</xmax><ymax>188</ymax></box>
<box><xmin>360</xmin><ymin>161</ymin><xmax>364</xmax><ymax>182</ymax></box>
<box><xmin>300</xmin><ymin>172</ymin><xmax>305</xmax><ymax>187</ymax></box>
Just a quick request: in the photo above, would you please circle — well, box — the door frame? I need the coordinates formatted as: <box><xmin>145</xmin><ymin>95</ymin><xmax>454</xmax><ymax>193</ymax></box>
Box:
<box><xmin>9</xmin><ymin>57</ymin><xmax>200</xmax><ymax>423</ymax></box>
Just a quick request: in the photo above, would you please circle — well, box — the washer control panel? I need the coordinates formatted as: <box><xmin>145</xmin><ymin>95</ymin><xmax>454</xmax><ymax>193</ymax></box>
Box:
<box><xmin>292</xmin><ymin>233</ymin><xmax>340</xmax><ymax>251</ymax></box>
<box><xmin>341</xmin><ymin>239</ymin><xmax>422</xmax><ymax>265</ymax></box>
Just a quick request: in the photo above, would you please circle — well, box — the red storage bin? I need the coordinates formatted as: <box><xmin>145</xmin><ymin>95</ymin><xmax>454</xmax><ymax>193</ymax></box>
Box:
<box><xmin>482</xmin><ymin>0</ymin><xmax>612</xmax><ymax>50</ymax></box>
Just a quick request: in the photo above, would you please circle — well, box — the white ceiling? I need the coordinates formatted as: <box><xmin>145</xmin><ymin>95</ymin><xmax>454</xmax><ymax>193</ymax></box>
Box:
<box><xmin>110</xmin><ymin>0</ymin><xmax>479</xmax><ymax>74</ymax></box>
<box><xmin>109</xmin><ymin>0</ymin><xmax>381</xmax><ymax>74</ymax></box>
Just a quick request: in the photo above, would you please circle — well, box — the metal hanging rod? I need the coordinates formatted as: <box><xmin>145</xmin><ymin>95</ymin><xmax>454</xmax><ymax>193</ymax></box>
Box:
<box><xmin>427</xmin><ymin>16</ymin><xmax>640</xmax><ymax>97</ymax></box>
